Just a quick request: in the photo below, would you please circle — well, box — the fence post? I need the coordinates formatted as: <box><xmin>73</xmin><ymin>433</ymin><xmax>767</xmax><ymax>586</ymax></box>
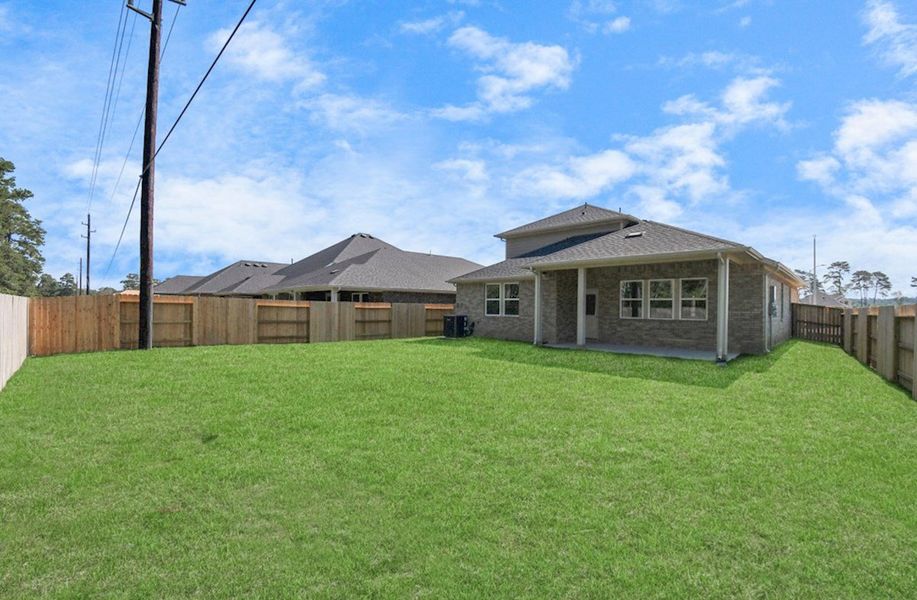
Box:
<box><xmin>912</xmin><ymin>311</ymin><xmax>917</xmax><ymax>401</ymax></box>
<box><xmin>843</xmin><ymin>309</ymin><xmax>852</xmax><ymax>354</ymax></box>
<box><xmin>856</xmin><ymin>307</ymin><xmax>869</xmax><ymax>365</ymax></box>
<box><xmin>876</xmin><ymin>306</ymin><xmax>897</xmax><ymax>381</ymax></box>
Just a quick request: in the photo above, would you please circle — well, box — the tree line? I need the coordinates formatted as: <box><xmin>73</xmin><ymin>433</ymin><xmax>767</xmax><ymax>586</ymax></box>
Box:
<box><xmin>796</xmin><ymin>261</ymin><xmax>917</xmax><ymax>307</ymax></box>
<box><xmin>1</xmin><ymin>157</ymin><xmax>158</xmax><ymax>297</ymax></box>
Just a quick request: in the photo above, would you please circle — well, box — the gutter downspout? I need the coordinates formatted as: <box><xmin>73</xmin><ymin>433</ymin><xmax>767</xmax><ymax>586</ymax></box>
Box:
<box><xmin>716</xmin><ymin>253</ymin><xmax>730</xmax><ymax>364</ymax></box>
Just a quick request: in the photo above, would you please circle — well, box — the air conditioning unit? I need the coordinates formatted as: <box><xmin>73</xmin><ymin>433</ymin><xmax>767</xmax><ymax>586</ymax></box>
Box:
<box><xmin>443</xmin><ymin>315</ymin><xmax>471</xmax><ymax>338</ymax></box>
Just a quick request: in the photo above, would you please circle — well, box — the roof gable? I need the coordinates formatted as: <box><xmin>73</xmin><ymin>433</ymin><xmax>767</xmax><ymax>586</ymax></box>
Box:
<box><xmin>527</xmin><ymin>220</ymin><xmax>744</xmax><ymax>267</ymax></box>
<box><xmin>496</xmin><ymin>203</ymin><xmax>637</xmax><ymax>239</ymax></box>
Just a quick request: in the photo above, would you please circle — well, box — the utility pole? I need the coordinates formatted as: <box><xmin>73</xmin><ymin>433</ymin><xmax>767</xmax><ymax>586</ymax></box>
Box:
<box><xmin>129</xmin><ymin>0</ymin><xmax>163</xmax><ymax>349</ymax></box>
<box><xmin>81</xmin><ymin>214</ymin><xmax>96</xmax><ymax>295</ymax></box>
<box><xmin>812</xmin><ymin>234</ymin><xmax>817</xmax><ymax>300</ymax></box>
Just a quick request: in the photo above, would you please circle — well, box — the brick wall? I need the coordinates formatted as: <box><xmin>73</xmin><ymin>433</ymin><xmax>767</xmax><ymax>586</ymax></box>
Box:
<box><xmin>454</xmin><ymin>280</ymin><xmax>535</xmax><ymax>342</ymax></box>
<box><xmin>459</xmin><ymin>258</ymin><xmax>770</xmax><ymax>355</ymax></box>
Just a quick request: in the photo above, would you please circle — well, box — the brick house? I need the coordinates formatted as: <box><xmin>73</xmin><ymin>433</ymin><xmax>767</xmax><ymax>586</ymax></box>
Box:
<box><xmin>451</xmin><ymin>204</ymin><xmax>803</xmax><ymax>361</ymax></box>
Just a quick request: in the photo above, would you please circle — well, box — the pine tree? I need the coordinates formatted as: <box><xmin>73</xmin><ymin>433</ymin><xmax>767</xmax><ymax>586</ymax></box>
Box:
<box><xmin>0</xmin><ymin>158</ymin><xmax>45</xmax><ymax>295</ymax></box>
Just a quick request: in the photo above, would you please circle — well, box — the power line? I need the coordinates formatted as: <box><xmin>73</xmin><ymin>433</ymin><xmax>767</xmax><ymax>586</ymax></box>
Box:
<box><xmin>103</xmin><ymin>0</ymin><xmax>257</xmax><ymax>278</ymax></box>
<box><xmin>105</xmin><ymin>3</ymin><xmax>181</xmax><ymax>227</ymax></box>
<box><xmin>104</xmin><ymin>3</ymin><xmax>183</xmax><ymax>279</ymax></box>
<box><xmin>86</xmin><ymin>3</ymin><xmax>129</xmax><ymax>214</ymax></box>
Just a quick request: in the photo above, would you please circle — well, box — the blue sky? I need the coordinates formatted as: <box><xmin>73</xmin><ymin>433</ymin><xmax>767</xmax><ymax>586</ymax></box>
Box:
<box><xmin>1</xmin><ymin>0</ymin><xmax>916</xmax><ymax>293</ymax></box>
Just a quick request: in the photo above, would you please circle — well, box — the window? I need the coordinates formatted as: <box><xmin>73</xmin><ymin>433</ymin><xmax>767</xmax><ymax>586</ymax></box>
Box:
<box><xmin>648</xmin><ymin>279</ymin><xmax>675</xmax><ymax>319</ymax></box>
<box><xmin>620</xmin><ymin>280</ymin><xmax>643</xmax><ymax>319</ymax></box>
<box><xmin>485</xmin><ymin>284</ymin><xmax>501</xmax><ymax>316</ymax></box>
<box><xmin>768</xmin><ymin>285</ymin><xmax>778</xmax><ymax>317</ymax></box>
<box><xmin>351</xmin><ymin>292</ymin><xmax>370</xmax><ymax>302</ymax></box>
<box><xmin>680</xmin><ymin>278</ymin><xmax>708</xmax><ymax>320</ymax></box>
<box><xmin>503</xmin><ymin>283</ymin><xmax>520</xmax><ymax>316</ymax></box>
<box><xmin>485</xmin><ymin>282</ymin><xmax>520</xmax><ymax>316</ymax></box>
<box><xmin>585</xmin><ymin>293</ymin><xmax>597</xmax><ymax>316</ymax></box>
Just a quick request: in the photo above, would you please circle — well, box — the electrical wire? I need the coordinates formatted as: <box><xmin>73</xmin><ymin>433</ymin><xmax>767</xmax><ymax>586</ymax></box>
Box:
<box><xmin>104</xmin><ymin>0</ymin><xmax>258</xmax><ymax>277</ymax></box>
<box><xmin>87</xmin><ymin>4</ymin><xmax>129</xmax><ymax>213</ymax></box>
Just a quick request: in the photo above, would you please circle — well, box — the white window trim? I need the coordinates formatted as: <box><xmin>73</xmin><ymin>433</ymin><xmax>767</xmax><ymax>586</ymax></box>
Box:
<box><xmin>619</xmin><ymin>279</ymin><xmax>644</xmax><ymax>320</ymax></box>
<box><xmin>647</xmin><ymin>278</ymin><xmax>676</xmax><ymax>321</ymax></box>
<box><xmin>678</xmin><ymin>277</ymin><xmax>709</xmax><ymax>321</ymax></box>
<box><xmin>484</xmin><ymin>282</ymin><xmax>520</xmax><ymax>317</ymax></box>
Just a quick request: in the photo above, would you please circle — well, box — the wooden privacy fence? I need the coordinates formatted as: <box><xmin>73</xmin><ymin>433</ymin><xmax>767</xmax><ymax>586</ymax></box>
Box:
<box><xmin>842</xmin><ymin>305</ymin><xmax>916</xmax><ymax>400</ymax></box>
<box><xmin>1</xmin><ymin>293</ymin><xmax>29</xmax><ymax>391</ymax></box>
<box><xmin>29</xmin><ymin>295</ymin><xmax>453</xmax><ymax>357</ymax></box>
<box><xmin>791</xmin><ymin>303</ymin><xmax>844</xmax><ymax>346</ymax></box>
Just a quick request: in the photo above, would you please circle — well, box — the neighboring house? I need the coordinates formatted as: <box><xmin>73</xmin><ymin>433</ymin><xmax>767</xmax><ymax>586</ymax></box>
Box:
<box><xmin>451</xmin><ymin>204</ymin><xmax>804</xmax><ymax>361</ymax></box>
<box><xmin>155</xmin><ymin>233</ymin><xmax>481</xmax><ymax>304</ymax></box>
<box><xmin>798</xmin><ymin>290</ymin><xmax>852</xmax><ymax>308</ymax></box>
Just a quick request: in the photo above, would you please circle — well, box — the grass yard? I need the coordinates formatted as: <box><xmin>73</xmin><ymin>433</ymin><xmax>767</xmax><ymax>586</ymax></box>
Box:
<box><xmin>0</xmin><ymin>338</ymin><xmax>914</xmax><ymax>598</ymax></box>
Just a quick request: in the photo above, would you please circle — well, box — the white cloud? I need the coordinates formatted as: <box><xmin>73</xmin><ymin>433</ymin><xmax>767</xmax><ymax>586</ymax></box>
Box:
<box><xmin>657</xmin><ymin>50</ymin><xmax>768</xmax><ymax>74</ymax></box>
<box><xmin>434</xmin><ymin>158</ymin><xmax>489</xmax><ymax>183</ymax></box>
<box><xmin>739</xmin><ymin>16</ymin><xmax>752</xmax><ymax>28</ymax></box>
<box><xmin>434</xmin><ymin>26</ymin><xmax>575</xmax><ymax>121</ymax></box>
<box><xmin>207</xmin><ymin>21</ymin><xmax>325</xmax><ymax>90</ymax></box>
<box><xmin>604</xmin><ymin>16</ymin><xmax>632</xmax><ymax>34</ymax></box>
<box><xmin>797</xmin><ymin>155</ymin><xmax>840</xmax><ymax>187</ymax></box>
<box><xmin>795</xmin><ymin>98</ymin><xmax>917</xmax><ymax>287</ymax></box>
<box><xmin>156</xmin><ymin>171</ymin><xmax>327</xmax><ymax>261</ymax></box>
<box><xmin>662</xmin><ymin>76</ymin><xmax>790</xmax><ymax>130</ymax></box>
<box><xmin>862</xmin><ymin>0</ymin><xmax>917</xmax><ymax>77</ymax></box>
<box><xmin>298</xmin><ymin>93</ymin><xmax>406</xmax><ymax>134</ymax></box>
<box><xmin>399</xmin><ymin>12</ymin><xmax>464</xmax><ymax>35</ymax></box>
<box><xmin>515</xmin><ymin>150</ymin><xmax>635</xmax><ymax>199</ymax></box>
<box><xmin>503</xmin><ymin>75</ymin><xmax>788</xmax><ymax>208</ymax></box>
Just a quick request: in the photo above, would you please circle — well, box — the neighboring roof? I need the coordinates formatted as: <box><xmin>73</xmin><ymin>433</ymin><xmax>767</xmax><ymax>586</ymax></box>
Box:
<box><xmin>154</xmin><ymin>275</ymin><xmax>205</xmax><ymax>295</ymax></box>
<box><xmin>451</xmin><ymin>232</ymin><xmax>609</xmax><ymax>282</ymax></box>
<box><xmin>180</xmin><ymin>260</ymin><xmax>288</xmax><ymax>296</ymax></box>
<box><xmin>271</xmin><ymin>233</ymin><xmax>397</xmax><ymax>280</ymax></box>
<box><xmin>528</xmin><ymin>220</ymin><xmax>744</xmax><ymax>267</ymax></box>
<box><xmin>799</xmin><ymin>290</ymin><xmax>852</xmax><ymax>308</ymax></box>
<box><xmin>496</xmin><ymin>203</ymin><xmax>638</xmax><ymax>239</ymax></box>
<box><xmin>265</xmin><ymin>245</ymin><xmax>481</xmax><ymax>293</ymax></box>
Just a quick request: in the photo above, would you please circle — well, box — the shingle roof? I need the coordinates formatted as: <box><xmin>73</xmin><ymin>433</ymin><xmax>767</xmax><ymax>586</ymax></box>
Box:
<box><xmin>271</xmin><ymin>233</ymin><xmax>397</xmax><ymax>280</ymax></box>
<box><xmin>154</xmin><ymin>275</ymin><xmax>205</xmax><ymax>295</ymax></box>
<box><xmin>164</xmin><ymin>233</ymin><xmax>483</xmax><ymax>296</ymax></box>
<box><xmin>528</xmin><ymin>221</ymin><xmax>744</xmax><ymax>267</ymax></box>
<box><xmin>496</xmin><ymin>203</ymin><xmax>637</xmax><ymax>238</ymax></box>
<box><xmin>264</xmin><ymin>245</ymin><xmax>481</xmax><ymax>293</ymax></box>
<box><xmin>180</xmin><ymin>260</ymin><xmax>288</xmax><ymax>295</ymax></box>
<box><xmin>799</xmin><ymin>290</ymin><xmax>852</xmax><ymax>308</ymax></box>
<box><xmin>450</xmin><ymin>232</ymin><xmax>610</xmax><ymax>282</ymax></box>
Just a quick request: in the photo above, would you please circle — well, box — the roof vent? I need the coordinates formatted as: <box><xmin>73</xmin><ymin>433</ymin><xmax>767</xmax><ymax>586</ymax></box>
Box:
<box><xmin>243</xmin><ymin>262</ymin><xmax>251</xmax><ymax>266</ymax></box>
<box><xmin>624</xmin><ymin>231</ymin><xmax>645</xmax><ymax>239</ymax></box>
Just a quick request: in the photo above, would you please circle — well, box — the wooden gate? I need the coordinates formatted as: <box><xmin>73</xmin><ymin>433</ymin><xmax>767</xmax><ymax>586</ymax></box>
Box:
<box><xmin>791</xmin><ymin>303</ymin><xmax>844</xmax><ymax>346</ymax></box>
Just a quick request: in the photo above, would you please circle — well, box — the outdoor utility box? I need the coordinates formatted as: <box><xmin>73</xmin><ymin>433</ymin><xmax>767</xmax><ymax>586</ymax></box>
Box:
<box><xmin>443</xmin><ymin>315</ymin><xmax>469</xmax><ymax>338</ymax></box>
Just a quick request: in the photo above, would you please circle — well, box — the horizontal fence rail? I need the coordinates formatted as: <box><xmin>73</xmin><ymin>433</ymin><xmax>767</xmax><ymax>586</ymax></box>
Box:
<box><xmin>28</xmin><ymin>295</ymin><xmax>453</xmax><ymax>357</ymax></box>
<box><xmin>1</xmin><ymin>293</ymin><xmax>29</xmax><ymax>390</ymax></box>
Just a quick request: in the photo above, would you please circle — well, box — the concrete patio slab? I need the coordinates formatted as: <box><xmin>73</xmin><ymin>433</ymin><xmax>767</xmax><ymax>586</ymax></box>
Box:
<box><xmin>544</xmin><ymin>342</ymin><xmax>739</xmax><ymax>362</ymax></box>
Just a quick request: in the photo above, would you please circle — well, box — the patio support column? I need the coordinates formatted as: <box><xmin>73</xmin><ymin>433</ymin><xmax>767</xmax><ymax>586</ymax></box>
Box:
<box><xmin>576</xmin><ymin>267</ymin><xmax>586</xmax><ymax>346</ymax></box>
<box><xmin>716</xmin><ymin>254</ymin><xmax>730</xmax><ymax>363</ymax></box>
<box><xmin>533</xmin><ymin>270</ymin><xmax>542</xmax><ymax>345</ymax></box>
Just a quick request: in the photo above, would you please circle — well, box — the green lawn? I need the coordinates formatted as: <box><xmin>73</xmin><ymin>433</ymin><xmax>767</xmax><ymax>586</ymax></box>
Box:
<box><xmin>0</xmin><ymin>339</ymin><xmax>914</xmax><ymax>598</ymax></box>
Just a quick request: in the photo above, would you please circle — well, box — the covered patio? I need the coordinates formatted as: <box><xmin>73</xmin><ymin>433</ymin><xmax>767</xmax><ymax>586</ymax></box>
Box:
<box><xmin>532</xmin><ymin>251</ymin><xmax>737</xmax><ymax>363</ymax></box>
